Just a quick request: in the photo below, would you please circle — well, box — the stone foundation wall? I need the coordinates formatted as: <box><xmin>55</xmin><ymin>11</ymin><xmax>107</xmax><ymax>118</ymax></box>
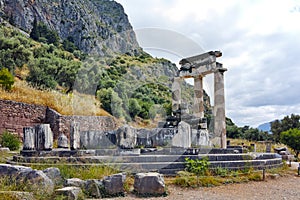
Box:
<box><xmin>0</xmin><ymin>100</ymin><xmax>117</xmax><ymax>139</ymax></box>
<box><xmin>0</xmin><ymin>100</ymin><xmax>47</xmax><ymax>138</ymax></box>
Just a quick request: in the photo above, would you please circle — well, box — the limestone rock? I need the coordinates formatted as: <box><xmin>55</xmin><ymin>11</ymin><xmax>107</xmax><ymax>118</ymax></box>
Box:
<box><xmin>55</xmin><ymin>187</ymin><xmax>84</xmax><ymax>200</ymax></box>
<box><xmin>116</xmin><ymin>125</ymin><xmax>137</xmax><ymax>149</ymax></box>
<box><xmin>1</xmin><ymin>0</ymin><xmax>141</xmax><ymax>56</ymax></box>
<box><xmin>57</xmin><ymin>134</ymin><xmax>69</xmax><ymax>148</ymax></box>
<box><xmin>84</xmin><ymin>179</ymin><xmax>102</xmax><ymax>198</ymax></box>
<box><xmin>134</xmin><ymin>172</ymin><xmax>165</xmax><ymax>196</ymax></box>
<box><xmin>0</xmin><ymin>164</ymin><xmax>31</xmax><ymax>177</ymax></box>
<box><xmin>23</xmin><ymin>127</ymin><xmax>35</xmax><ymax>150</ymax></box>
<box><xmin>80</xmin><ymin>130</ymin><xmax>117</xmax><ymax>149</ymax></box>
<box><xmin>103</xmin><ymin>173</ymin><xmax>126</xmax><ymax>196</ymax></box>
<box><xmin>16</xmin><ymin>169</ymin><xmax>54</xmax><ymax>195</ymax></box>
<box><xmin>64</xmin><ymin>178</ymin><xmax>86</xmax><ymax>188</ymax></box>
<box><xmin>43</xmin><ymin>167</ymin><xmax>64</xmax><ymax>186</ymax></box>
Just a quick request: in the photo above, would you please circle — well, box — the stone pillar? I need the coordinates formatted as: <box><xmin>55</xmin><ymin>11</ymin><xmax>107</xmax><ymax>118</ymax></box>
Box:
<box><xmin>194</xmin><ymin>75</ymin><xmax>204</xmax><ymax>118</ymax></box>
<box><xmin>70</xmin><ymin>122</ymin><xmax>80</xmax><ymax>150</ymax></box>
<box><xmin>214</xmin><ymin>68</ymin><xmax>227</xmax><ymax>148</ymax></box>
<box><xmin>23</xmin><ymin>127</ymin><xmax>36</xmax><ymax>150</ymax></box>
<box><xmin>172</xmin><ymin>77</ymin><xmax>182</xmax><ymax>112</ymax></box>
<box><xmin>172</xmin><ymin>121</ymin><xmax>191</xmax><ymax>148</ymax></box>
<box><xmin>35</xmin><ymin>124</ymin><xmax>53</xmax><ymax>151</ymax></box>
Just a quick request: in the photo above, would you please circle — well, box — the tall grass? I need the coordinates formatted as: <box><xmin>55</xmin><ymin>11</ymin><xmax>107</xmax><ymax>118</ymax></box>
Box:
<box><xmin>0</xmin><ymin>79</ymin><xmax>110</xmax><ymax>116</ymax></box>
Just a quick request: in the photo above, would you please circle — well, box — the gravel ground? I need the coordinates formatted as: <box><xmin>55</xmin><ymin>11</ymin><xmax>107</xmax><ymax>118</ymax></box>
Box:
<box><xmin>104</xmin><ymin>170</ymin><xmax>300</xmax><ymax>200</ymax></box>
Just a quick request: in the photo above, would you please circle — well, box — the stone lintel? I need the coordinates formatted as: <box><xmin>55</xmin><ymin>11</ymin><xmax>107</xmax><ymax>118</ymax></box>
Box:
<box><xmin>179</xmin><ymin>51</ymin><xmax>222</xmax><ymax>65</ymax></box>
<box><xmin>179</xmin><ymin>62</ymin><xmax>226</xmax><ymax>78</ymax></box>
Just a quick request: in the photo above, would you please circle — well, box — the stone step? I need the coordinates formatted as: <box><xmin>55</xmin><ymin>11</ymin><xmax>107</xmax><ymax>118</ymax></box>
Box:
<box><xmin>13</xmin><ymin>153</ymin><xmax>280</xmax><ymax>164</ymax></box>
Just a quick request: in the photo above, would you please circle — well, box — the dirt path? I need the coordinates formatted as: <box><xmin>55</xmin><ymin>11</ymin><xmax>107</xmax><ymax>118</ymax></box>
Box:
<box><xmin>106</xmin><ymin>171</ymin><xmax>300</xmax><ymax>200</ymax></box>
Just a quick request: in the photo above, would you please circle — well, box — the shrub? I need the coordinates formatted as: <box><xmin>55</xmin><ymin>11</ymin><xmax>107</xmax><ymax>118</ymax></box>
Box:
<box><xmin>0</xmin><ymin>68</ymin><xmax>14</xmax><ymax>91</ymax></box>
<box><xmin>0</xmin><ymin>130</ymin><xmax>21</xmax><ymax>151</ymax></box>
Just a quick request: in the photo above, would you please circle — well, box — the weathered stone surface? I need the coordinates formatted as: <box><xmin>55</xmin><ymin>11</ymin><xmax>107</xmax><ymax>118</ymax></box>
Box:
<box><xmin>64</xmin><ymin>178</ymin><xmax>86</xmax><ymax>188</ymax></box>
<box><xmin>136</xmin><ymin>128</ymin><xmax>175</xmax><ymax>148</ymax></box>
<box><xmin>80</xmin><ymin>131</ymin><xmax>117</xmax><ymax>149</ymax></box>
<box><xmin>55</xmin><ymin>187</ymin><xmax>84</xmax><ymax>200</ymax></box>
<box><xmin>16</xmin><ymin>169</ymin><xmax>54</xmax><ymax>195</ymax></box>
<box><xmin>23</xmin><ymin>127</ymin><xmax>35</xmax><ymax>150</ymax></box>
<box><xmin>116</xmin><ymin>125</ymin><xmax>137</xmax><ymax>149</ymax></box>
<box><xmin>103</xmin><ymin>173</ymin><xmax>126</xmax><ymax>196</ymax></box>
<box><xmin>0</xmin><ymin>164</ymin><xmax>31</xmax><ymax>177</ymax></box>
<box><xmin>1</xmin><ymin>0</ymin><xmax>141</xmax><ymax>56</ymax></box>
<box><xmin>70</xmin><ymin>122</ymin><xmax>80</xmax><ymax>150</ymax></box>
<box><xmin>134</xmin><ymin>172</ymin><xmax>165</xmax><ymax>195</ymax></box>
<box><xmin>35</xmin><ymin>124</ymin><xmax>53</xmax><ymax>151</ymax></box>
<box><xmin>191</xmin><ymin>129</ymin><xmax>210</xmax><ymax>147</ymax></box>
<box><xmin>85</xmin><ymin>179</ymin><xmax>102</xmax><ymax>198</ymax></box>
<box><xmin>0</xmin><ymin>191</ymin><xmax>35</xmax><ymax>200</ymax></box>
<box><xmin>43</xmin><ymin>167</ymin><xmax>64</xmax><ymax>186</ymax></box>
<box><xmin>57</xmin><ymin>134</ymin><xmax>69</xmax><ymax>148</ymax></box>
<box><xmin>172</xmin><ymin>121</ymin><xmax>191</xmax><ymax>148</ymax></box>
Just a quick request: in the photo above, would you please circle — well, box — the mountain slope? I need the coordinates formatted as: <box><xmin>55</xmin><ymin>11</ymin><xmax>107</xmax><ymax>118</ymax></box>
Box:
<box><xmin>0</xmin><ymin>0</ymin><xmax>141</xmax><ymax>55</ymax></box>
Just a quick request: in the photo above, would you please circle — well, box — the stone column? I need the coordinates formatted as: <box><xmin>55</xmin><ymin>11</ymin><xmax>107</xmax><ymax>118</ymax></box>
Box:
<box><xmin>214</xmin><ymin>68</ymin><xmax>227</xmax><ymax>148</ymax></box>
<box><xmin>35</xmin><ymin>124</ymin><xmax>53</xmax><ymax>151</ymax></box>
<box><xmin>172</xmin><ymin>77</ymin><xmax>182</xmax><ymax>112</ymax></box>
<box><xmin>70</xmin><ymin>122</ymin><xmax>80</xmax><ymax>150</ymax></box>
<box><xmin>23</xmin><ymin>127</ymin><xmax>36</xmax><ymax>150</ymax></box>
<box><xmin>194</xmin><ymin>75</ymin><xmax>204</xmax><ymax>118</ymax></box>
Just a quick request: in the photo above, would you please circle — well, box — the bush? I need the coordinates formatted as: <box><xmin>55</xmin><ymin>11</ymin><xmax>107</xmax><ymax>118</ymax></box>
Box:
<box><xmin>0</xmin><ymin>130</ymin><xmax>21</xmax><ymax>151</ymax></box>
<box><xmin>0</xmin><ymin>68</ymin><xmax>14</xmax><ymax>91</ymax></box>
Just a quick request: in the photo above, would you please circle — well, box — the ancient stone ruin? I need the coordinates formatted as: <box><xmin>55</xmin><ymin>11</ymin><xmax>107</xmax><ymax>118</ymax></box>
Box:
<box><xmin>16</xmin><ymin>51</ymin><xmax>282</xmax><ymax>177</ymax></box>
<box><xmin>171</xmin><ymin>51</ymin><xmax>227</xmax><ymax>148</ymax></box>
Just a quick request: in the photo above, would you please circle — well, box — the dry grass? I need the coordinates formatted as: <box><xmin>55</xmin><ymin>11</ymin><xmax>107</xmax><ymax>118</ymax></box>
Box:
<box><xmin>0</xmin><ymin>79</ymin><xmax>110</xmax><ymax>116</ymax></box>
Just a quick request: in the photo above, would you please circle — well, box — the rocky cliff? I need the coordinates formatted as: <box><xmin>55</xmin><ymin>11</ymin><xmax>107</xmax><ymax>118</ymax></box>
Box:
<box><xmin>0</xmin><ymin>0</ymin><xmax>141</xmax><ymax>55</ymax></box>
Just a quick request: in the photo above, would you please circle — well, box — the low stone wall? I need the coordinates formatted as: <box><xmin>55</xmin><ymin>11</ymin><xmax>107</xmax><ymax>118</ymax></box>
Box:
<box><xmin>0</xmin><ymin>100</ymin><xmax>47</xmax><ymax>138</ymax></box>
<box><xmin>0</xmin><ymin>100</ymin><xmax>117</xmax><ymax>139</ymax></box>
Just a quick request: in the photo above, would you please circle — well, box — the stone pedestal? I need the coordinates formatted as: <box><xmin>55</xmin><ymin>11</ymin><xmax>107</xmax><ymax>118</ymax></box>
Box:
<box><xmin>70</xmin><ymin>122</ymin><xmax>80</xmax><ymax>150</ymax></box>
<box><xmin>35</xmin><ymin>124</ymin><xmax>53</xmax><ymax>151</ymax></box>
<box><xmin>172</xmin><ymin>121</ymin><xmax>191</xmax><ymax>148</ymax></box>
<box><xmin>191</xmin><ymin>129</ymin><xmax>210</xmax><ymax>147</ymax></box>
<box><xmin>23</xmin><ymin>127</ymin><xmax>36</xmax><ymax>150</ymax></box>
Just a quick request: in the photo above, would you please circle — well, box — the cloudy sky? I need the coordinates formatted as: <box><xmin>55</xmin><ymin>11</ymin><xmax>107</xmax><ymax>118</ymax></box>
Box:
<box><xmin>115</xmin><ymin>0</ymin><xmax>300</xmax><ymax>127</ymax></box>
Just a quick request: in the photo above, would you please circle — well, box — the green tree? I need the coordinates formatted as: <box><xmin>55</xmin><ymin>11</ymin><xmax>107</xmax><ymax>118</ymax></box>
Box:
<box><xmin>128</xmin><ymin>98</ymin><xmax>142</xmax><ymax>118</ymax></box>
<box><xmin>280</xmin><ymin>128</ymin><xmax>300</xmax><ymax>158</ymax></box>
<box><xmin>97</xmin><ymin>88</ymin><xmax>124</xmax><ymax>117</ymax></box>
<box><xmin>0</xmin><ymin>68</ymin><xmax>14</xmax><ymax>91</ymax></box>
<box><xmin>271</xmin><ymin>114</ymin><xmax>300</xmax><ymax>142</ymax></box>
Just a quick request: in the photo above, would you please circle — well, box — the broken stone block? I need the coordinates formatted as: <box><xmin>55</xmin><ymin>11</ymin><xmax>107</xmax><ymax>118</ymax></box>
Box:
<box><xmin>57</xmin><ymin>134</ymin><xmax>69</xmax><ymax>148</ymax></box>
<box><xmin>134</xmin><ymin>172</ymin><xmax>166</xmax><ymax>196</ymax></box>
<box><xmin>64</xmin><ymin>178</ymin><xmax>86</xmax><ymax>188</ymax></box>
<box><xmin>35</xmin><ymin>124</ymin><xmax>53</xmax><ymax>151</ymax></box>
<box><xmin>43</xmin><ymin>167</ymin><xmax>64</xmax><ymax>186</ymax></box>
<box><xmin>103</xmin><ymin>173</ymin><xmax>126</xmax><ymax>196</ymax></box>
<box><xmin>16</xmin><ymin>169</ymin><xmax>54</xmax><ymax>196</ymax></box>
<box><xmin>23</xmin><ymin>127</ymin><xmax>35</xmax><ymax>150</ymax></box>
<box><xmin>84</xmin><ymin>179</ymin><xmax>102</xmax><ymax>198</ymax></box>
<box><xmin>116</xmin><ymin>125</ymin><xmax>137</xmax><ymax>149</ymax></box>
<box><xmin>70</xmin><ymin>122</ymin><xmax>80</xmax><ymax>150</ymax></box>
<box><xmin>172</xmin><ymin>121</ymin><xmax>191</xmax><ymax>148</ymax></box>
<box><xmin>55</xmin><ymin>187</ymin><xmax>84</xmax><ymax>200</ymax></box>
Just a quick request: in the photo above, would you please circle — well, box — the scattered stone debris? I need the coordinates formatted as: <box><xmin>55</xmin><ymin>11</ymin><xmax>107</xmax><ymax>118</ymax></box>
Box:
<box><xmin>134</xmin><ymin>172</ymin><xmax>166</xmax><ymax>196</ymax></box>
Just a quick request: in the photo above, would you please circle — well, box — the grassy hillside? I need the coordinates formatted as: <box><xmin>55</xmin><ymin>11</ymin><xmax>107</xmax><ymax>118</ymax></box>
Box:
<box><xmin>0</xmin><ymin>78</ymin><xmax>109</xmax><ymax>116</ymax></box>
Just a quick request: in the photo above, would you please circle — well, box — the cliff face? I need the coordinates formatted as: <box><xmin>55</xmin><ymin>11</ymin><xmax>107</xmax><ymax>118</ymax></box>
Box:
<box><xmin>0</xmin><ymin>0</ymin><xmax>141</xmax><ymax>55</ymax></box>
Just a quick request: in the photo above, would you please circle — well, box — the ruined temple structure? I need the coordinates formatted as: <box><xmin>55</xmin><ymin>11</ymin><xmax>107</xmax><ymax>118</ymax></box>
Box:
<box><xmin>172</xmin><ymin>51</ymin><xmax>227</xmax><ymax>148</ymax></box>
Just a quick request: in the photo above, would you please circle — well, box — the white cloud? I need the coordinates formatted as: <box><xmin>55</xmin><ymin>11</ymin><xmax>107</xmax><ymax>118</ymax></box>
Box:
<box><xmin>116</xmin><ymin>0</ymin><xmax>300</xmax><ymax>127</ymax></box>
